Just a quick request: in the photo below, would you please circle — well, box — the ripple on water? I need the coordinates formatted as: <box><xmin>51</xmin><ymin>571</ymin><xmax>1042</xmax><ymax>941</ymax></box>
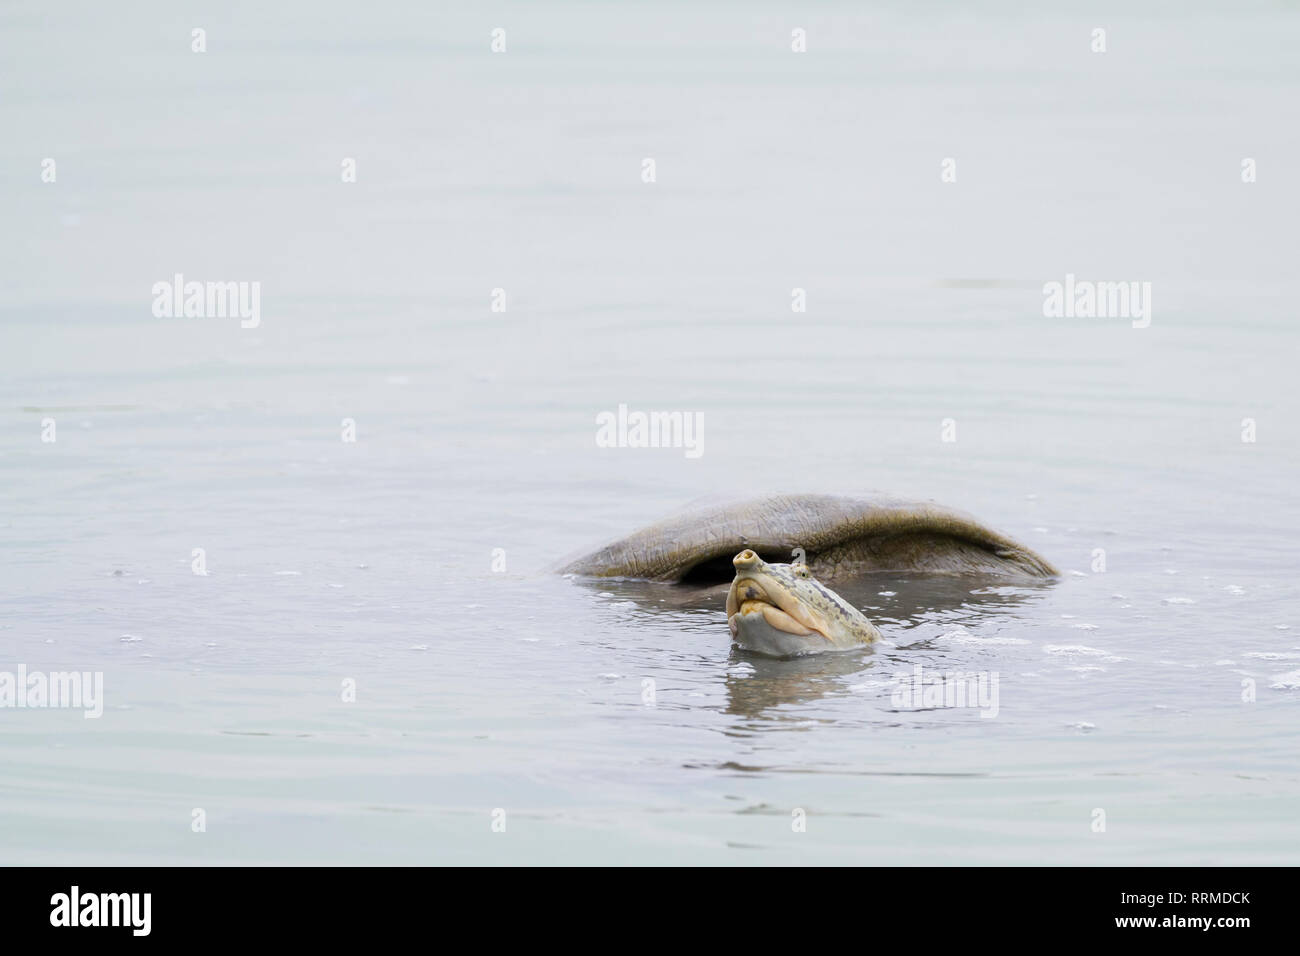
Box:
<box><xmin>1043</xmin><ymin>644</ymin><xmax>1107</xmax><ymax>656</ymax></box>
<box><xmin>938</xmin><ymin>627</ymin><xmax>1031</xmax><ymax>646</ymax></box>
<box><xmin>848</xmin><ymin>679</ymin><xmax>899</xmax><ymax>692</ymax></box>
<box><xmin>1269</xmin><ymin>670</ymin><xmax>1300</xmax><ymax>690</ymax></box>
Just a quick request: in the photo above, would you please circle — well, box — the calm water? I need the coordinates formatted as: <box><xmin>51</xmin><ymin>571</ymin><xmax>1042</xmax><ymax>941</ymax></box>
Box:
<box><xmin>2</xmin><ymin>2</ymin><xmax>1299</xmax><ymax>864</ymax></box>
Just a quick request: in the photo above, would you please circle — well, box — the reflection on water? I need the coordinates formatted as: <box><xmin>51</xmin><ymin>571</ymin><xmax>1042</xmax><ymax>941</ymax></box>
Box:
<box><xmin>569</xmin><ymin>569</ymin><xmax>1055</xmax><ymax>722</ymax></box>
<box><xmin>724</xmin><ymin>651</ymin><xmax>877</xmax><ymax>723</ymax></box>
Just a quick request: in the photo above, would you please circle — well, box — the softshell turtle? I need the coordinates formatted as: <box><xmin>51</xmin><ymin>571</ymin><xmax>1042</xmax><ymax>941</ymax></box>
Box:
<box><xmin>726</xmin><ymin>549</ymin><xmax>882</xmax><ymax>656</ymax></box>
<box><xmin>559</xmin><ymin>493</ymin><xmax>1056</xmax><ymax>583</ymax></box>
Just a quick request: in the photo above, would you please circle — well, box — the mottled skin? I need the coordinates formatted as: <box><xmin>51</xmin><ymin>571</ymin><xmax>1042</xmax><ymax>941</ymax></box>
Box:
<box><xmin>559</xmin><ymin>493</ymin><xmax>1056</xmax><ymax>582</ymax></box>
<box><xmin>726</xmin><ymin>550</ymin><xmax>881</xmax><ymax>657</ymax></box>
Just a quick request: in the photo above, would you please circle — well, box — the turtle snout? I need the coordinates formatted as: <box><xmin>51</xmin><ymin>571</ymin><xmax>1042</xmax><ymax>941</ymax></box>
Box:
<box><xmin>733</xmin><ymin>549</ymin><xmax>761</xmax><ymax>571</ymax></box>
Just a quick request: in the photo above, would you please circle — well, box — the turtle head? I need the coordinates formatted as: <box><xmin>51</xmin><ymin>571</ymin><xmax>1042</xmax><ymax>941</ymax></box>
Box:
<box><xmin>725</xmin><ymin>550</ymin><xmax>880</xmax><ymax>657</ymax></box>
